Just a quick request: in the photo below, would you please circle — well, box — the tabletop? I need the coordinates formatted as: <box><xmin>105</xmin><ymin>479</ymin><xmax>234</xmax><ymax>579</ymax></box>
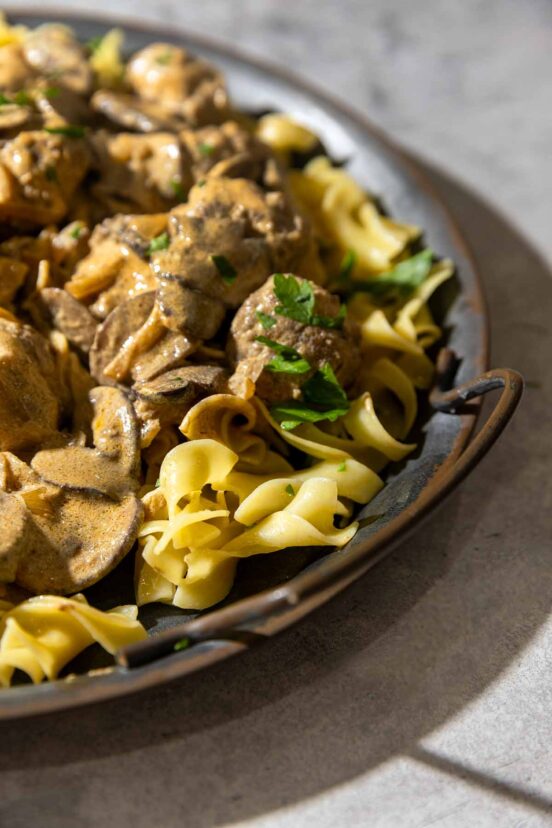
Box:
<box><xmin>1</xmin><ymin>2</ymin><xmax>551</xmax><ymax>826</ymax></box>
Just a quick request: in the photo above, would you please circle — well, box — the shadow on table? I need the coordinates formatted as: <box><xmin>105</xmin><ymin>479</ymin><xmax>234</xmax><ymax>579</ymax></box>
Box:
<box><xmin>1</xmin><ymin>160</ymin><xmax>551</xmax><ymax>826</ymax></box>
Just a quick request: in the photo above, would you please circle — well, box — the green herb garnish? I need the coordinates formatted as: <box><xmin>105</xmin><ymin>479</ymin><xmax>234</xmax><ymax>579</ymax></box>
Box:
<box><xmin>86</xmin><ymin>35</ymin><xmax>103</xmax><ymax>54</ymax></box>
<box><xmin>0</xmin><ymin>93</ymin><xmax>10</xmax><ymax>105</ymax></box>
<box><xmin>285</xmin><ymin>484</ymin><xmax>295</xmax><ymax>496</ymax></box>
<box><xmin>44</xmin><ymin>86</ymin><xmax>61</xmax><ymax>99</ymax></box>
<box><xmin>337</xmin><ymin>461</ymin><xmax>347</xmax><ymax>472</ymax></box>
<box><xmin>198</xmin><ymin>142</ymin><xmax>215</xmax><ymax>157</ymax></box>
<box><xmin>13</xmin><ymin>90</ymin><xmax>31</xmax><ymax>106</ymax></box>
<box><xmin>256</xmin><ymin>310</ymin><xmax>276</xmax><ymax>330</ymax></box>
<box><xmin>256</xmin><ymin>336</ymin><xmax>311</xmax><ymax>374</ymax></box>
<box><xmin>69</xmin><ymin>223</ymin><xmax>84</xmax><ymax>240</ymax></box>
<box><xmin>174</xmin><ymin>637</ymin><xmax>190</xmax><ymax>652</ymax></box>
<box><xmin>45</xmin><ymin>165</ymin><xmax>58</xmax><ymax>183</ymax></box>
<box><xmin>45</xmin><ymin>125</ymin><xmax>86</xmax><ymax>138</ymax></box>
<box><xmin>196</xmin><ymin>178</ymin><xmax>206</xmax><ymax>187</ymax></box>
<box><xmin>339</xmin><ymin>249</ymin><xmax>357</xmax><ymax>282</ymax></box>
<box><xmin>155</xmin><ymin>50</ymin><xmax>174</xmax><ymax>65</ymax></box>
<box><xmin>341</xmin><ymin>249</ymin><xmax>434</xmax><ymax>299</ymax></box>
<box><xmin>270</xmin><ymin>362</ymin><xmax>350</xmax><ymax>430</ymax></box>
<box><xmin>302</xmin><ymin>363</ymin><xmax>349</xmax><ymax>409</ymax></box>
<box><xmin>170</xmin><ymin>178</ymin><xmax>186</xmax><ymax>201</ymax></box>
<box><xmin>147</xmin><ymin>232</ymin><xmax>170</xmax><ymax>255</ymax></box>
<box><xmin>211</xmin><ymin>254</ymin><xmax>237</xmax><ymax>285</ymax></box>
<box><xmin>273</xmin><ymin>272</ymin><xmax>345</xmax><ymax>330</ymax></box>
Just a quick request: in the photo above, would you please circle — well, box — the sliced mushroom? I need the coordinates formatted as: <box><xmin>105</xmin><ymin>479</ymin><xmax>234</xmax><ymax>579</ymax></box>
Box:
<box><xmin>0</xmin><ymin>492</ymin><xmax>31</xmax><ymax>583</ymax></box>
<box><xmin>89</xmin><ymin>386</ymin><xmax>141</xmax><ymax>480</ymax></box>
<box><xmin>89</xmin><ymin>291</ymin><xmax>156</xmax><ymax>384</ymax></box>
<box><xmin>31</xmin><ymin>385</ymin><xmax>141</xmax><ymax>498</ymax></box>
<box><xmin>22</xmin><ymin>24</ymin><xmax>93</xmax><ymax>96</ymax></box>
<box><xmin>31</xmin><ymin>446</ymin><xmax>134</xmax><ymax>500</ymax></box>
<box><xmin>33</xmin><ymin>82</ymin><xmax>93</xmax><ymax>127</ymax></box>
<box><xmin>132</xmin><ymin>364</ymin><xmax>228</xmax><ymax>427</ymax></box>
<box><xmin>130</xmin><ymin>330</ymin><xmax>196</xmax><ymax>384</ymax></box>
<box><xmin>14</xmin><ymin>491</ymin><xmax>143</xmax><ymax>595</ymax></box>
<box><xmin>91</xmin><ymin>90</ymin><xmax>182</xmax><ymax>133</ymax></box>
<box><xmin>0</xmin><ymin>103</ymin><xmax>33</xmax><ymax>133</ymax></box>
<box><xmin>39</xmin><ymin>287</ymin><xmax>97</xmax><ymax>353</ymax></box>
<box><xmin>156</xmin><ymin>277</ymin><xmax>226</xmax><ymax>340</ymax></box>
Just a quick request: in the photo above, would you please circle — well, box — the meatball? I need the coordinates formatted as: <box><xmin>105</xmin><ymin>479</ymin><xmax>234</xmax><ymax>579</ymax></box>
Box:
<box><xmin>180</xmin><ymin>121</ymin><xmax>283</xmax><ymax>189</ymax></box>
<box><xmin>150</xmin><ymin>177</ymin><xmax>312</xmax><ymax>308</ymax></box>
<box><xmin>0</xmin><ymin>318</ymin><xmax>64</xmax><ymax>451</ymax></box>
<box><xmin>126</xmin><ymin>43</ymin><xmax>230</xmax><ymax>127</ymax></box>
<box><xmin>227</xmin><ymin>275</ymin><xmax>360</xmax><ymax>403</ymax></box>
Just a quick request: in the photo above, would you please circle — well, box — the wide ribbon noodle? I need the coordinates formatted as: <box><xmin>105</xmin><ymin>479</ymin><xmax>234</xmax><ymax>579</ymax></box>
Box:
<box><xmin>0</xmin><ymin>594</ymin><xmax>146</xmax><ymax>686</ymax></box>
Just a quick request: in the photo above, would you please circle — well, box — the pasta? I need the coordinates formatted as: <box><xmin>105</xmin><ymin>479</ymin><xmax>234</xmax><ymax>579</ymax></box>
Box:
<box><xmin>0</xmin><ymin>594</ymin><xmax>146</xmax><ymax>686</ymax></box>
<box><xmin>0</xmin><ymin>18</ymin><xmax>456</xmax><ymax>685</ymax></box>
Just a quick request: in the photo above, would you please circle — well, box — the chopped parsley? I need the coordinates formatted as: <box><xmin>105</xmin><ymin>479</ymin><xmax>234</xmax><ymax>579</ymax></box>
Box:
<box><xmin>256</xmin><ymin>310</ymin><xmax>276</xmax><ymax>330</ymax></box>
<box><xmin>45</xmin><ymin>125</ymin><xmax>86</xmax><ymax>138</ymax></box>
<box><xmin>13</xmin><ymin>90</ymin><xmax>31</xmax><ymax>106</ymax></box>
<box><xmin>255</xmin><ymin>336</ymin><xmax>311</xmax><ymax>374</ymax></box>
<box><xmin>285</xmin><ymin>484</ymin><xmax>295</xmax><ymax>496</ymax></box>
<box><xmin>69</xmin><ymin>223</ymin><xmax>84</xmax><ymax>240</ymax></box>
<box><xmin>196</xmin><ymin>178</ymin><xmax>207</xmax><ymax>187</ymax></box>
<box><xmin>174</xmin><ymin>637</ymin><xmax>190</xmax><ymax>652</ymax></box>
<box><xmin>147</xmin><ymin>232</ymin><xmax>170</xmax><ymax>255</ymax></box>
<box><xmin>170</xmin><ymin>178</ymin><xmax>186</xmax><ymax>201</ymax></box>
<box><xmin>341</xmin><ymin>249</ymin><xmax>434</xmax><ymax>299</ymax></box>
<box><xmin>270</xmin><ymin>362</ymin><xmax>350</xmax><ymax>430</ymax></box>
<box><xmin>155</xmin><ymin>49</ymin><xmax>174</xmax><ymax>65</ymax></box>
<box><xmin>338</xmin><ymin>249</ymin><xmax>357</xmax><ymax>282</ymax></box>
<box><xmin>211</xmin><ymin>254</ymin><xmax>237</xmax><ymax>285</ymax></box>
<box><xmin>0</xmin><ymin>93</ymin><xmax>10</xmax><ymax>105</ymax></box>
<box><xmin>86</xmin><ymin>35</ymin><xmax>103</xmax><ymax>54</ymax></box>
<box><xmin>198</xmin><ymin>142</ymin><xmax>215</xmax><ymax>157</ymax></box>
<box><xmin>337</xmin><ymin>461</ymin><xmax>347</xmax><ymax>472</ymax></box>
<box><xmin>44</xmin><ymin>86</ymin><xmax>61</xmax><ymax>99</ymax></box>
<box><xmin>45</xmin><ymin>165</ymin><xmax>58</xmax><ymax>183</ymax></box>
<box><xmin>273</xmin><ymin>272</ymin><xmax>346</xmax><ymax>330</ymax></box>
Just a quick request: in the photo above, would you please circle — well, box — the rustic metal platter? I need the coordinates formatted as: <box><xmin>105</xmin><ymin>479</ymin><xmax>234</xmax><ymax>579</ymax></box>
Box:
<box><xmin>0</xmin><ymin>10</ymin><xmax>522</xmax><ymax>719</ymax></box>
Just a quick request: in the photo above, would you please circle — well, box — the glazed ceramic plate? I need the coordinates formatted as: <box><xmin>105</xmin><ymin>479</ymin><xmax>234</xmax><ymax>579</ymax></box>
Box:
<box><xmin>0</xmin><ymin>10</ymin><xmax>491</xmax><ymax>719</ymax></box>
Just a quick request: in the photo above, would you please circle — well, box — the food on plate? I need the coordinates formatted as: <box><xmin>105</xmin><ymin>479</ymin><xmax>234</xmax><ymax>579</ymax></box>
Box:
<box><xmin>0</xmin><ymin>16</ymin><xmax>453</xmax><ymax>686</ymax></box>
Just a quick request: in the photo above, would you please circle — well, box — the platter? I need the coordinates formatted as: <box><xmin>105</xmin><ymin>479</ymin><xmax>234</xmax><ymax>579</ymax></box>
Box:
<box><xmin>0</xmin><ymin>10</ymin><xmax>522</xmax><ymax>719</ymax></box>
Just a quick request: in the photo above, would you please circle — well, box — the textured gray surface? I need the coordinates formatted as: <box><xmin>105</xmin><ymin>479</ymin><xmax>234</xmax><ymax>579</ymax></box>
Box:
<box><xmin>1</xmin><ymin>2</ymin><xmax>551</xmax><ymax>826</ymax></box>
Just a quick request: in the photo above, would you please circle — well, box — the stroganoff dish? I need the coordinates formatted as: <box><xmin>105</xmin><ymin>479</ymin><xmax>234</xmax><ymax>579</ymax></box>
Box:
<box><xmin>0</xmin><ymin>17</ymin><xmax>453</xmax><ymax>686</ymax></box>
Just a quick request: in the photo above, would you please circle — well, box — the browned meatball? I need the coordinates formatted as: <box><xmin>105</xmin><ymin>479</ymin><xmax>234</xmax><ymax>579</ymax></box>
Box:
<box><xmin>126</xmin><ymin>43</ymin><xmax>230</xmax><ymax>127</ymax></box>
<box><xmin>180</xmin><ymin>121</ymin><xmax>283</xmax><ymax>189</ymax></box>
<box><xmin>227</xmin><ymin>275</ymin><xmax>360</xmax><ymax>403</ymax></box>
<box><xmin>150</xmin><ymin>177</ymin><xmax>312</xmax><ymax>308</ymax></box>
<box><xmin>0</xmin><ymin>318</ymin><xmax>64</xmax><ymax>451</ymax></box>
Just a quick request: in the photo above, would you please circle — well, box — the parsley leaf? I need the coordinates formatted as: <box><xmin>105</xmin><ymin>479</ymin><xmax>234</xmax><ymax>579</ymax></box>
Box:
<box><xmin>198</xmin><ymin>142</ymin><xmax>215</xmax><ymax>157</ymax></box>
<box><xmin>255</xmin><ymin>336</ymin><xmax>311</xmax><ymax>374</ymax></box>
<box><xmin>45</xmin><ymin>165</ymin><xmax>58</xmax><ymax>183</ymax></box>
<box><xmin>44</xmin><ymin>86</ymin><xmax>61</xmax><ymax>99</ymax></box>
<box><xmin>343</xmin><ymin>249</ymin><xmax>434</xmax><ymax>299</ymax></box>
<box><xmin>273</xmin><ymin>273</ymin><xmax>314</xmax><ymax>324</ymax></box>
<box><xmin>337</xmin><ymin>461</ymin><xmax>347</xmax><ymax>472</ymax></box>
<box><xmin>147</xmin><ymin>232</ymin><xmax>170</xmax><ymax>255</ymax></box>
<box><xmin>302</xmin><ymin>363</ymin><xmax>349</xmax><ymax>409</ymax></box>
<box><xmin>170</xmin><ymin>178</ymin><xmax>186</xmax><ymax>201</ymax></box>
<box><xmin>13</xmin><ymin>90</ymin><xmax>31</xmax><ymax>106</ymax></box>
<box><xmin>69</xmin><ymin>223</ymin><xmax>84</xmax><ymax>240</ymax></box>
<box><xmin>155</xmin><ymin>50</ymin><xmax>174</xmax><ymax>65</ymax></box>
<box><xmin>339</xmin><ymin>249</ymin><xmax>357</xmax><ymax>282</ymax></box>
<box><xmin>270</xmin><ymin>362</ymin><xmax>349</xmax><ymax>429</ymax></box>
<box><xmin>285</xmin><ymin>484</ymin><xmax>295</xmax><ymax>496</ymax></box>
<box><xmin>273</xmin><ymin>272</ymin><xmax>345</xmax><ymax>330</ymax></box>
<box><xmin>45</xmin><ymin>125</ymin><xmax>86</xmax><ymax>138</ymax></box>
<box><xmin>212</xmin><ymin>254</ymin><xmax>237</xmax><ymax>285</ymax></box>
<box><xmin>256</xmin><ymin>310</ymin><xmax>276</xmax><ymax>330</ymax></box>
<box><xmin>86</xmin><ymin>35</ymin><xmax>103</xmax><ymax>53</ymax></box>
<box><xmin>270</xmin><ymin>401</ymin><xmax>348</xmax><ymax>431</ymax></box>
<box><xmin>174</xmin><ymin>637</ymin><xmax>190</xmax><ymax>652</ymax></box>
<box><xmin>0</xmin><ymin>93</ymin><xmax>10</xmax><ymax>105</ymax></box>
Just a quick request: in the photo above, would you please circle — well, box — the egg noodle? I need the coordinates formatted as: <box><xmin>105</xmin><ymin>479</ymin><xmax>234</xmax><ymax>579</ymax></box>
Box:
<box><xmin>0</xmin><ymin>18</ymin><xmax>453</xmax><ymax>686</ymax></box>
